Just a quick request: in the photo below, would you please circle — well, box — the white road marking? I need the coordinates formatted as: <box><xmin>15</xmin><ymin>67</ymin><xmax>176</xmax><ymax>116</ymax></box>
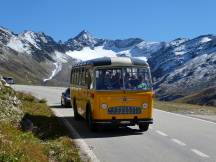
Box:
<box><xmin>191</xmin><ymin>149</ymin><xmax>209</xmax><ymax>158</ymax></box>
<box><xmin>156</xmin><ymin>130</ymin><xmax>168</xmax><ymax>137</ymax></box>
<box><xmin>52</xmin><ymin>109</ymin><xmax>100</xmax><ymax>162</ymax></box>
<box><xmin>149</xmin><ymin>126</ymin><xmax>153</xmax><ymax>129</ymax></box>
<box><xmin>171</xmin><ymin>138</ymin><xmax>186</xmax><ymax>146</ymax></box>
<box><xmin>156</xmin><ymin>109</ymin><xmax>216</xmax><ymax>125</ymax></box>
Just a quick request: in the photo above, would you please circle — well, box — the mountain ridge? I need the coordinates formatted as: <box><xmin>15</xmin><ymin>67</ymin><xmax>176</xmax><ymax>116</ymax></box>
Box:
<box><xmin>0</xmin><ymin>26</ymin><xmax>216</xmax><ymax>105</ymax></box>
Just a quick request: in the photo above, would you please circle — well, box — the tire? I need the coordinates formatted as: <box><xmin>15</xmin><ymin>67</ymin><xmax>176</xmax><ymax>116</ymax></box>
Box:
<box><xmin>73</xmin><ymin>100</ymin><xmax>82</xmax><ymax>120</ymax></box>
<box><xmin>139</xmin><ymin>124</ymin><xmax>149</xmax><ymax>132</ymax></box>
<box><xmin>66</xmin><ymin>101</ymin><xmax>71</xmax><ymax>108</ymax></box>
<box><xmin>66</xmin><ymin>103</ymin><xmax>71</xmax><ymax>108</ymax></box>
<box><xmin>86</xmin><ymin>108</ymin><xmax>97</xmax><ymax>132</ymax></box>
<box><xmin>61</xmin><ymin>98</ymin><xmax>64</xmax><ymax>107</ymax></box>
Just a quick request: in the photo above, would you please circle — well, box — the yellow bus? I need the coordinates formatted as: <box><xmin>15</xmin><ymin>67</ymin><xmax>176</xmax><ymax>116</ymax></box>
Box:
<box><xmin>70</xmin><ymin>57</ymin><xmax>153</xmax><ymax>131</ymax></box>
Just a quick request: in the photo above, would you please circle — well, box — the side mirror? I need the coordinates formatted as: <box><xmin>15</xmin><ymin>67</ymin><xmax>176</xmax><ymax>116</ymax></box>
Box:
<box><xmin>152</xmin><ymin>91</ymin><xmax>156</xmax><ymax>98</ymax></box>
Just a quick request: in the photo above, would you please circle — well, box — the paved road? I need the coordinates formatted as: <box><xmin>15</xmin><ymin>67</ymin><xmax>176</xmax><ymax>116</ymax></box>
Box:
<box><xmin>13</xmin><ymin>85</ymin><xmax>216</xmax><ymax>162</ymax></box>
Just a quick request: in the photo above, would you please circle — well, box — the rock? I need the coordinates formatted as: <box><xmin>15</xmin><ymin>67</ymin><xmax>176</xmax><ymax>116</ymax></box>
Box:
<box><xmin>20</xmin><ymin>118</ymin><xmax>34</xmax><ymax>131</ymax></box>
<box><xmin>0</xmin><ymin>80</ymin><xmax>24</xmax><ymax>123</ymax></box>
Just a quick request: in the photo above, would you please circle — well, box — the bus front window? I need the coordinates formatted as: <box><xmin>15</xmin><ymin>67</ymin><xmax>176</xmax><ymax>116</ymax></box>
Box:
<box><xmin>95</xmin><ymin>67</ymin><xmax>152</xmax><ymax>91</ymax></box>
<box><xmin>124</xmin><ymin>67</ymin><xmax>152</xmax><ymax>91</ymax></box>
<box><xmin>96</xmin><ymin>68</ymin><xmax>123</xmax><ymax>90</ymax></box>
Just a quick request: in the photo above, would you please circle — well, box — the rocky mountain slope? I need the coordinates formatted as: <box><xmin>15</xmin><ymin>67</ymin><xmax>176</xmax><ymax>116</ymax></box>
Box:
<box><xmin>176</xmin><ymin>86</ymin><xmax>216</xmax><ymax>106</ymax></box>
<box><xmin>150</xmin><ymin>35</ymin><xmax>216</xmax><ymax>101</ymax></box>
<box><xmin>0</xmin><ymin>26</ymin><xmax>216</xmax><ymax>105</ymax></box>
<box><xmin>0</xmin><ymin>27</ymin><xmax>76</xmax><ymax>86</ymax></box>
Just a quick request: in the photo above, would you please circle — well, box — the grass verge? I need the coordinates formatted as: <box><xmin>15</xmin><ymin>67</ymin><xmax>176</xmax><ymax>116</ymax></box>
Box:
<box><xmin>0</xmin><ymin>91</ymin><xmax>81</xmax><ymax>162</ymax></box>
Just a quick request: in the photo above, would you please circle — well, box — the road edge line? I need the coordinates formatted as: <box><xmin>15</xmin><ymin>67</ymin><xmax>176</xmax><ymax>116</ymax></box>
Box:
<box><xmin>155</xmin><ymin>109</ymin><xmax>216</xmax><ymax>125</ymax></box>
<box><xmin>51</xmin><ymin>108</ymin><xmax>100</xmax><ymax>162</ymax></box>
<box><xmin>61</xmin><ymin>118</ymin><xmax>100</xmax><ymax>162</ymax></box>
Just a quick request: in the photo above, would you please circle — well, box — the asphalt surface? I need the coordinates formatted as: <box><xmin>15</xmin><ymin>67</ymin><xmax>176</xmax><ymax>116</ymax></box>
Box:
<box><xmin>13</xmin><ymin>85</ymin><xmax>216</xmax><ymax>162</ymax></box>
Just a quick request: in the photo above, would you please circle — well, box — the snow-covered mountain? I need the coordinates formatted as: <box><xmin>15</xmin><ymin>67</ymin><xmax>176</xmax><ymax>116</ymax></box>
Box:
<box><xmin>65</xmin><ymin>30</ymin><xmax>164</xmax><ymax>61</ymax></box>
<box><xmin>150</xmin><ymin>35</ymin><xmax>216</xmax><ymax>101</ymax></box>
<box><xmin>65</xmin><ymin>30</ymin><xmax>104</xmax><ymax>51</ymax></box>
<box><xmin>1</xmin><ymin>26</ymin><xmax>216</xmax><ymax>105</ymax></box>
<box><xmin>0</xmin><ymin>26</ymin><xmax>75</xmax><ymax>85</ymax></box>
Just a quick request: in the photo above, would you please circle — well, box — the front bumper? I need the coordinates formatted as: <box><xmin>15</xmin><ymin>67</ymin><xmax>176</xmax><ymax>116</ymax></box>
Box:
<box><xmin>93</xmin><ymin>118</ymin><xmax>153</xmax><ymax>126</ymax></box>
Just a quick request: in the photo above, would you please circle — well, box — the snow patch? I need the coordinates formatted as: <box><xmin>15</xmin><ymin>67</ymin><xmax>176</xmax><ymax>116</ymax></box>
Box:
<box><xmin>130</xmin><ymin>41</ymin><xmax>163</xmax><ymax>58</ymax></box>
<box><xmin>117</xmin><ymin>49</ymin><xmax>131</xmax><ymax>56</ymax></box>
<box><xmin>43</xmin><ymin>62</ymin><xmax>62</xmax><ymax>82</ymax></box>
<box><xmin>66</xmin><ymin>46</ymin><xmax>117</xmax><ymax>61</ymax></box>
<box><xmin>169</xmin><ymin>38</ymin><xmax>189</xmax><ymax>46</ymax></box>
<box><xmin>7</xmin><ymin>36</ymin><xmax>31</xmax><ymax>54</ymax></box>
<box><xmin>134</xmin><ymin>56</ymin><xmax>147</xmax><ymax>61</ymax></box>
<box><xmin>200</xmin><ymin>37</ymin><xmax>212</xmax><ymax>43</ymax></box>
<box><xmin>173</xmin><ymin>44</ymin><xmax>187</xmax><ymax>56</ymax></box>
<box><xmin>136</xmin><ymin>41</ymin><xmax>161</xmax><ymax>51</ymax></box>
<box><xmin>174</xmin><ymin>51</ymin><xmax>186</xmax><ymax>56</ymax></box>
<box><xmin>54</xmin><ymin>51</ymin><xmax>68</xmax><ymax>63</ymax></box>
<box><xmin>0</xmin><ymin>27</ymin><xmax>13</xmax><ymax>35</ymax></box>
<box><xmin>20</xmin><ymin>31</ymin><xmax>41</xmax><ymax>50</ymax></box>
<box><xmin>65</xmin><ymin>45</ymin><xmax>148</xmax><ymax>62</ymax></box>
<box><xmin>40</xmin><ymin>36</ymin><xmax>48</xmax><ymax>43</ymax></box>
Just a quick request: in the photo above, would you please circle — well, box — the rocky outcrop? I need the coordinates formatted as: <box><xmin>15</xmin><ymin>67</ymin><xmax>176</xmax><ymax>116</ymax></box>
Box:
<box><xmin>0</xmin><ymin>80</ymin><xmax>23</xmax><ymax>123</ymax></box>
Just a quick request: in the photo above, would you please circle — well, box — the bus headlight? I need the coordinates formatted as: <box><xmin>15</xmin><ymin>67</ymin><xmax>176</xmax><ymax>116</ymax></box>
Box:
<box><xmin>142</xmin><ymin>103</ymin><xmax>148</xmax><ymax>109</ymax></box>
<box><xmin>101</xmin><ymin>103</ymin><xmax>108</xmax><ymax>109</ymax></box>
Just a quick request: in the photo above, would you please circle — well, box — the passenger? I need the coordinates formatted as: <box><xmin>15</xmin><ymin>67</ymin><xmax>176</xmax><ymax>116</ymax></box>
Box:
<box><xmin>130</xmin><ymin>75</ymin><xmax>139</xmax><ymax>88</ymax></box>
<box><xmin>104</xmin><ymin>72</ymin><xmax>112</xmax><ymax>89</ymax></box>
<box><xmin>111</xmin><ymin>72</ymin><xmax>122</xmax><ymax>89</ymax></box>
<box><xmin>96</xmin><ymin>70</ymin><xmax>106</xmax><ymax>90</ymax></box>
<box><xmin>124</xmin><ymin>72</ymin><xmax>132</xmax><ymax>89</ymax></box>
<box><xmin>137</xmin><ymin>75</ymin><xmax>148</xmax><ymax>90</ymax></box>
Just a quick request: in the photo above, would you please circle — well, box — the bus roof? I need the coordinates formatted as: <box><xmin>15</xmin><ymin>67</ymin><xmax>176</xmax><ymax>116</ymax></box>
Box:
<box><xmin>72</xmin><ymin>57</ymin><xmax>149</xmax><ymax>68</ymax></box>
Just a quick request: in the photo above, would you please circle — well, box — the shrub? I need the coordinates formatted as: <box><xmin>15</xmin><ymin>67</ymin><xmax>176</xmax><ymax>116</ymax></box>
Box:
<box><xmin>39</xmin><ymin>99</ymin><xmax>47</xmax><ymax>103</ymax></box>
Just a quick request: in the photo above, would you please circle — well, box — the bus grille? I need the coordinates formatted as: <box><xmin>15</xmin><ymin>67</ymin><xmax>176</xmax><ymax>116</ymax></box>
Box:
<box><xmin>107</xmin><ymin>106</ymin><xmax>142</xmax><ymax>114</ymax></box>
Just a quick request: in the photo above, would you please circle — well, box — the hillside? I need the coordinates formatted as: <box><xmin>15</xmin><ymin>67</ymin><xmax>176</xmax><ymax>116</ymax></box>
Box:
<box><xmin>0</xmin><ymin>80</ymin><xmax>80</xmax><ymax>162</ymax></box>
<box><xmin>0</xmin><ymin>27</ymin><xmax>76</xmax><ymax>86</ymax></box>
<box><xmin>176</xmin><ymin>86</ymin><xmax>216</xmax><ymax>106</ymax></box>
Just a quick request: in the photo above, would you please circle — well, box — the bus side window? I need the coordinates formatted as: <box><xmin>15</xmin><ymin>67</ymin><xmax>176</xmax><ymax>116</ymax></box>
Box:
<box><xmin>71</xmin><ymin>69</ymin><xmax>73</xmax><ymax>84</ymax></box>
<box><xmin>85</xmin><ymin>69</ymin><xmax>91</xmax><ymax>89</ymax></box>
<box><xmin>78</xmin><ymin>68</ymin><xmax>81</xmax><ymax>86</ymax></box>
<box><xmin>81</xmin><ymin>68</ymin><xmax>85</xmax><ymax>86</ymax></box>
<box><xmin>75</xmin><ymin>69</ymin><xmax>78</xmax><ymax>85</ymax></box>
<box><xmin>73</xmin><ymin>69</ymin><xmax>75</xmax><ymax>84</ymax></box>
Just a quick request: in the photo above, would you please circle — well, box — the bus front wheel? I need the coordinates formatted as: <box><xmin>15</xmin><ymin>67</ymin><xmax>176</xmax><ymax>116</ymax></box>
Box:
<box><xmin>138</xmin><ymin>124</ymin><xmax>149</xmax><ymax>132</ymax></box>
<box><xmin>87</xmin><ymin>108</ymin><xmax>97</xmax><ymax>132</ymax></box>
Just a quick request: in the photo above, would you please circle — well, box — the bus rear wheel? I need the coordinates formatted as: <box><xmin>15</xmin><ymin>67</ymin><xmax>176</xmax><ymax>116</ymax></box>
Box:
<box><xmin>138</xmin><ymin>124</ymin><xmax>149</xmax><ymax>132</ymax></box>
<box><xmin>73</xmin><ymin>101</ymin><xmax>82</xmax><ymax>120</ymax></box>
<box><xmin>87</xmin><ymin>108</ymin><xmax>97</xmax><ymax>132</ymax></box>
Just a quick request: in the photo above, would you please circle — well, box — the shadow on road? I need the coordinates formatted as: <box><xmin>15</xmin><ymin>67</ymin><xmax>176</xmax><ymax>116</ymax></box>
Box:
<box><xmin>63</xmin><ymin>117</ymin><xmax>144</xmax><ymax>139</ymax></box>
<box><xmin>22</xmin><ymin>105</ymin><xmax>145</xmax><ymax>141</ymax></box>
<box><xmin>61</xmin><ymin>117</ymin><xmax>143</xmax><ymax>138</ymax></box>
<box><xmin>52</xmin><ymin>104</ymin><xmax>72</xmax><ymax>109</ymax></box>
<box><xmin>47</xmin><ymin>105</ymin><xmax>146</xmax><ymax>139</ymax></box>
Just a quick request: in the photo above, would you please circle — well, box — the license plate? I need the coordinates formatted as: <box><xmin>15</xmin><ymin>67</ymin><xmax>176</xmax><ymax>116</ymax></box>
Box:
<box><xmin>120</xmin><ymin>121</ymin><xmax>130</xmax><ymax>124</ymax></box>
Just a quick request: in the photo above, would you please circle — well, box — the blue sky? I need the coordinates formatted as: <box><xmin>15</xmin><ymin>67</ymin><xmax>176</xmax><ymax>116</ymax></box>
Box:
<box><xmin>0</xmin><ymin>0</ymin><xmax>215</xmax><ymax>42</ymax></box>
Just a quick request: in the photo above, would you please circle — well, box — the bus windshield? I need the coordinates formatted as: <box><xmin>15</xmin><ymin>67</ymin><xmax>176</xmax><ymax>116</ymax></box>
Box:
<box><xmin>95</xmin><ymin>67</ymin><xmax>152</xmax><ymax>91</ymax></box>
